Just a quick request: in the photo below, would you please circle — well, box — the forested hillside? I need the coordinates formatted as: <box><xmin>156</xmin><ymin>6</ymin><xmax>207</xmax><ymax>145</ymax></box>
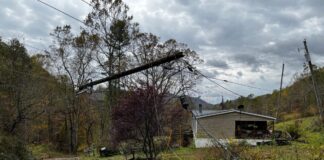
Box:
<box><xmin>221</xmin><ymin>66</ymin><xmax>324</xmax><ymax>121</ymax></box>
<box><xmin>0</xmin><ymin>38</ymin><xmax>99</xmax><ymax>157</ymax></box>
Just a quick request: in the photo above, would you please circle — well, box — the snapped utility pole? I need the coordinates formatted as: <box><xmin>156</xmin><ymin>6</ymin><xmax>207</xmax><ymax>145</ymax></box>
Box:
<box><xmin>78</xmin><ymin>52</ymin><xmax>184</xmax><ymax>91</ymax></box>
<box><xmin>303</xmin><ymin>39</ymin><xmax>323</xmax><ymax>120</ymax></box>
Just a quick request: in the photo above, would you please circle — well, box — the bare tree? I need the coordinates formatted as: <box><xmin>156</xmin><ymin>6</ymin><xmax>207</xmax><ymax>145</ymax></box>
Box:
<box><xmin>112</xmin><ymin>32</ymin><xmax>202</xmax><ymax>159</ymax></box>
<box><xmin>48</xmin><ymin>25</ymin><xmax>97</xmax><ymax>153</ymax></box>
<box><xmin>84</xmin><ymin>0</ymin><xmax>136</xmax><ymax>144</ymax></box>
<box><xmin>129</xmin><ymin>33</ymin><xmax>202</xmax><ymax>103</ymax></box>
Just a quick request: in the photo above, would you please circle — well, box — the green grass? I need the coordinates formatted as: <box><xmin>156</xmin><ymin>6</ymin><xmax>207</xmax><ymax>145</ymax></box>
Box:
<box><xmin>275</xmin><ymin>116</ymin><xmax>324</xmax><ymax>145</ymax></box>
<box><xmin>160</xmin><ymin>143</ymin><xmax>324</xmax><ymax>160</ymax></box>
<box><xmin>29</xmin><ymin>144</ymin><xmax>67</xmax><ymax>159</ymax></box>
<box><xmin>161</xmin><ymin>117</ymin><xmax>324</xmax><ymax>159</ymax></box>
<box><xmin>79</xmin><ymin>155</ymin><xmax>125</xmax><ymax>160</ymax></box>
<box><xmin>241</xmin><ymin>142</ymin><xmax>324</xmax><ymax>160</ymax></box>
<box><xmin>29</xmin><ymin>116</ymin><xmax>324</xmax><ymax>159</ymax></box>
<box><xmin>29</xmin><ymin>144</ymin><xmax>125</xmax><ymax>160</ymax></box>
<box><xmin>160</xmin><ymin>147</ymin><xmax>199</xmax><ymax>160</ymax></box>
<box><xmin>30</xmin><ymin>142</ymin><xmax>324</xmax><ymax>160</ymax></box>
<box><xmin>275</xmin><ymin>116</ymin><xmax>316</xmax><ymax>130</ymax></box>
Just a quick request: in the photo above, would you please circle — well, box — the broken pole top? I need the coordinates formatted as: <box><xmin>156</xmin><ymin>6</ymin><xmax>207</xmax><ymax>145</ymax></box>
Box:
<box><xmin>78</xmin><ymin>52</ymin><xmax>185</xmax><ymax>91</ymax></box>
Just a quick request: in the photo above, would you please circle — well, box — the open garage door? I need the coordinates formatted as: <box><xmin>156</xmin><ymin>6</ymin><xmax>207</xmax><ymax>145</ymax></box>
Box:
<box><xmin>235</xmin><ymin>121</ymin><xmax>270</xmax><ymax>139</ymax></box>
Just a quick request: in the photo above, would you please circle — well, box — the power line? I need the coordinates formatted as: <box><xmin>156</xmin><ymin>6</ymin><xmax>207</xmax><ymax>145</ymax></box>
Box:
<box><xmin>209</xmin><ymin>77</ymin><xmax>271</xmax><ymax>92</ymax></box>
<box><xmin>35</xmin><ymin>0</ymin><xmax>119</xmax><ymax>60</ymax></box>
<box><xmin>184</xmin><ymin>60</ymin><xmax>264</xmax><ymax>97</ymax></box>
<box><xmin>192</xmin><ymin>63</ymin><xmax>271</xmax><ymax>92</ymax></box>
<box><xmin>185</xmin><ymin>63</ymin><xmax>244</xmax><ymax>97</ymax></box>
<box><xmin>37</xmin><ymin>0</ymin><xmax>85</xmax><ymax>25</ymax></box>
<box><xmin>183</xmin><ymin>60</ymin><xmax>243</xmax><ymax>97</ymax></box>
<box><xmin>36</xmin><ymin>0</ymin><xmax>137</xmax><ymax>70</ymax></box>
<box><xmin>200</xmin><ymin>72</ymin><xmax>244</xmax><ymax>97</ymax></box>
<box><xmin>192</xmin><ymin>110</ymin><xmax>239</xmax><ymax>159</ymax></box>
<box><xmin>185</xmin><ymin>94</ymin><xmax>239</xmax><ymax>159</ymax></box>
<box><xmin>80</xmin><ymin>0</ymin><xmax>92</xmax><ymax>6</ymax></box>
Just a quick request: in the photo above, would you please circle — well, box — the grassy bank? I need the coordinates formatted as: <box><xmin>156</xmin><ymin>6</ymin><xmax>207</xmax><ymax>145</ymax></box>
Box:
<box><xmin>29</xmin><ymin>116</ymin><xmax>324</xmax><ymax>159</ymax></box>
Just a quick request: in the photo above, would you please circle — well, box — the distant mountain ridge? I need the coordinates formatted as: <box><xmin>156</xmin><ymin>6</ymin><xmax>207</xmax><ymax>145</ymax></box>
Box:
<box><xmin>187</xmin><ymin>96</ymin><xmax>215</xmax><ymax>109</ymax></box>
<box><xmin>89</xmin><ymin>90</ymin><xmax>215</xmax><ymax>109</ymax></box>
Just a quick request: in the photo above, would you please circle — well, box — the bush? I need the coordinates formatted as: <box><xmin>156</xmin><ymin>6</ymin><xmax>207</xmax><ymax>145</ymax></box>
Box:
<box><xmin>285</xmin><ymin>120</ymin><xmax>302</xmax><ymax>140</ymax></box>
<box><xmin>0</xmin><ymin>134</ymin><xmax>34</xmax><ymax>160</ymax></box>
<box><xmin>154</xmin><ymin>136</ymin><xmax>169</xmax><ymax>151</ymax></box>
<box><xmin>118</xmin><ymin>140</ymin><xmax>141</xmax><ymax>159</ymax></box>
<box><xmin>309</xmin><ymin>118</ymin><xmax>324</xmax><ymax>132</ymax></box>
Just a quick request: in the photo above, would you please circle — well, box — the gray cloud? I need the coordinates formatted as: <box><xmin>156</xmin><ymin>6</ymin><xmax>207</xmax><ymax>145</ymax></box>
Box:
<box><xmin>237</xmin><ymin>71</ymin><xmax>243</xmax><ymax>77</ymax></box>
<box><xmin>2</xmin><ymin>0</ymin><xmax>324</xmax><ymax>103</ymax></box>
<box><xmin>206</xmin><ymin>59</ymin><xmax>229</xmax><ymax>69</ymax></box>
<box><xmin>231</xmin><ymin>54</ymin><xmax>270</xmax><ymax>72</ymax></box>
<box><xmin>0</xmin><ymin>0</ymin><xmax>90</xmax><ymax>49</ymax></box>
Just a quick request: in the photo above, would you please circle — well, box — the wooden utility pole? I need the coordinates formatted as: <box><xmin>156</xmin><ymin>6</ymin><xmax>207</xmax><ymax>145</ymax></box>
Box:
<box><xmin>276</xmin><ymin>63</ymin><xmax>284</xmax><ymax>119</ymax></box>
<box><xmin>220</xmin><ymin>96</ymin><xmax>225</xmax><ymax>110</ymax></box>
<box><xmin>179</xmin><ymin>125</ymin><xmax>182</xmax><ymax>147</ymax></box>
<box><xmin>78</xmin><ymin>52</ymin><xmax>184</xmax><ymax>91</ymax></box>
<box><xmin>303</xmin><ymin>39</ymin><xmax>323</xmax><ymax>120</ymax></box>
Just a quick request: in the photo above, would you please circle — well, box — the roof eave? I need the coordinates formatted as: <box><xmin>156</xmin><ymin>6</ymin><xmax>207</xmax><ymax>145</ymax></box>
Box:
<box><xmin>195</xmin><ymin>110</ymin><xmax>276</xmax><ymax>120</ymax></box>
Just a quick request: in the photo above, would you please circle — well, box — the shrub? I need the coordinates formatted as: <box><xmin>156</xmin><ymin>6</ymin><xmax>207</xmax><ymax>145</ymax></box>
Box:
<box><xmin>0</xmin><ymin>134</ymin><xmax>34</xmax><ymax>160</ymax></box>
<box><xmin>154</xmin><ymin>136</ymin><xmax>169</xmax><ymax>151</ymax></box>
<box><xmin>285</xmin><ymin>120</ymin><xmax>302</xmax><ymax>140</ymax></box>
<box><xmin>118</xmin><ymin>140</ymin><xmax>141</xmax><ymax>159</ymax></box>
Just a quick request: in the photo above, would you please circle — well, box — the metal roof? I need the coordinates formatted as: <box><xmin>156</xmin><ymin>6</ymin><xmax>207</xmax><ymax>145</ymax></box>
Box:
<box><xmin>192</xmin><ymin>109</ymin><xmax>276</xmax><ymax>120</ymax></box>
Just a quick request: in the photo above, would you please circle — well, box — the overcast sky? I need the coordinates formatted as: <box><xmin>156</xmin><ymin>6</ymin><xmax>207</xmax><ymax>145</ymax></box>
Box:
<box><xmin>1</xmin><ymin>0</ymin><xmax>324</xmax><ymax>104</ymax></box>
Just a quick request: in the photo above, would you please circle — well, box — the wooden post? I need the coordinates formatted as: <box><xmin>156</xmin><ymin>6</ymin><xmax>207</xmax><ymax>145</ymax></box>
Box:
<box><xmin>179</xmin><ymin>126</ymin><xmax>182</xmax><ymax>147</ymax></box>
<box><xmin>167</xmin><ymin>129</ymin><xmax>173</xmax><ymax>147</ymax></box>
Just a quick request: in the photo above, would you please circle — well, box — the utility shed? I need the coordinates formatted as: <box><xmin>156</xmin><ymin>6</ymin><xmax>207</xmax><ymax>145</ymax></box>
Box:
<box><xmin>191</xmin><ymin>109</ymin><xmax>276</xmax><ymax>148</ymax></box>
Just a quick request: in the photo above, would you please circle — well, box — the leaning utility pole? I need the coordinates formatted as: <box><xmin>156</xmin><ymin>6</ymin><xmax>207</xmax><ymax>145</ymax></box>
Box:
<box><xmin>276</xmin><ymin>63</ymin><xmax>285</xmax><ymax>119</ymax></box>
<box><xmin>303</xmin><ymin>39</ymin><xmax>323</xmax><ymax>120</ymax></box>
<box><xmin>78</xmin><ymin>52</ymin><xmax>184</xmax><ymax>91</ymax></box>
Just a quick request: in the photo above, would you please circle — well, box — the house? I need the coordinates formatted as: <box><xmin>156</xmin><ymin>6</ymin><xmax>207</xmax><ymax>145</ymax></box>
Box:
<box><xmin>191</xmin><ymin>106</ymin><xmax>276</xmax><ymax>148</ymax></box>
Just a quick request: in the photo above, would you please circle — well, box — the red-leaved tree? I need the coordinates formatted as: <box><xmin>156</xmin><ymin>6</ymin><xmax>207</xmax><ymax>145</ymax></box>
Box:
<box><xmin>112</xmin><ymin>86</ymin><xmax>165</xmax><ymax>159</ymax></box>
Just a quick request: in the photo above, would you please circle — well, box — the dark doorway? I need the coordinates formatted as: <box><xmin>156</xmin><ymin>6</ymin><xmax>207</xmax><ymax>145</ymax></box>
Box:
<box><xmin>235</xmin><ymin>121</ymin><xmax>269</xmax><ymax>139</ymax></box>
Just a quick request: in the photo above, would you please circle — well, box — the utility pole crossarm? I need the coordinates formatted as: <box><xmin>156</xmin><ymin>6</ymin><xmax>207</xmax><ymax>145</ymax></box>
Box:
<box><xmin>78</xmin><ymin>52</ymin><xmax>184</xmax><ymax>91</ymax></box>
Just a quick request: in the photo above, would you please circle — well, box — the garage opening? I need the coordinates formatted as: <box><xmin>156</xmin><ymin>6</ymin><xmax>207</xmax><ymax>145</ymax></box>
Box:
<box><xmin>235</xmin><ymin>121</ymin><xmax>270</xmax><ymax>139</ymax></box>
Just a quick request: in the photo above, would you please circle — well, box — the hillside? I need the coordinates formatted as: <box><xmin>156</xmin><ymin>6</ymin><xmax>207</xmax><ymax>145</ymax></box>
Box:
<box><xmin>188</xmin><ymin>96</ymin><xmax>215</xmax><ymax>109</ymax></box>
<box><xmin>220</xmin><ymin>67</ymin><xmax>324</xmax><ymax>121</ymax></box>
<box><xmin>90</xmin><ymin>91</ymin><xmax>215</xmax><ymax>110</ymax></box>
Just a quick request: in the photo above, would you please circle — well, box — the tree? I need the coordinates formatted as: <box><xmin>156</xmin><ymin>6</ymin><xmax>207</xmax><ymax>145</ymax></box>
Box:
<box><xmin>129</xmin><ymin>33</ymin><xmax>202</xmax><ymax>100</ymax></box>
<box><xmin>0</xmin><ymin>39</ymin><xmax>46</xmax><ymax>136</ymax></box>
<box><xmin>48</xmin><ymin>25</ymin><xmax>97</xmax><ymax>153</ymax></box>
<box><xmin>112</xmin><ymin>32</ymin><xmax>202</xmax><ymax>159</ymax></box>
<box><xmin>84</xmin><ymin>0</ymin><xmax>136</xmax><ymax>144</ymax></box>
<box><xmin>112</xmin><ymin>86</ymin><xmax>164</xmax><ymax>159</ymax></box>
